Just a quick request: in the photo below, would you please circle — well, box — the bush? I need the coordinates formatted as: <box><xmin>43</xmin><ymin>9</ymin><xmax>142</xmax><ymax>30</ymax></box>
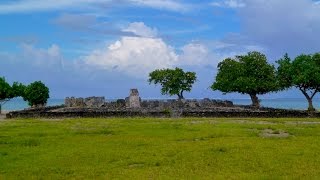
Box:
<box><xmin>23</xmin><ymin>81</ymin><xmax>50</xmax><ymax>107</ymax></box>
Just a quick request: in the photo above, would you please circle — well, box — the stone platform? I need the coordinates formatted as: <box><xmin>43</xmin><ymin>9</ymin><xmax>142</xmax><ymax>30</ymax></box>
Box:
<box><xmin>5</xmin><ymin>89</ymin><xmax>320</xmax><ymax>119</ymax></box>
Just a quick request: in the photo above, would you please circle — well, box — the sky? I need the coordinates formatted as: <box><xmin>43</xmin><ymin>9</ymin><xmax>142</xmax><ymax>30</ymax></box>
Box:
<box><xmin>1</xmin><ymin>0</ymin><xmax>320</xmax><ymax>100</ymax></box>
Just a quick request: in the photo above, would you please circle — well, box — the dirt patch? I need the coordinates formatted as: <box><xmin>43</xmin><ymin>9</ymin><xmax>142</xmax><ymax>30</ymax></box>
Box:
<box><xmin>260</xmin><ymin>129</ymin><xmax>290</xmax><ymax>138</ymax></box>
<box><xmin>39</xmin><ymin>118</ymin><xmax>66</xmax><ymax>121</ymax></box>
<box><xmin>285</xmin><ymin>121</ymin><xmax>320</xmax><ymax>125</ymax></box>
<box><xmin>229</xmin><ymin>120</ymin><xmax>277</xmax><ymax>125</ymax></box>
<box><xmin>128</xmin><ymin>163</ymin><xmax>144</xmax><ymax>168</ymax></box>
<box><xmin>189</xmin><ymin>120</ymin><xmax>205</xmax><ymax>124</ymax></box>
<box><xmin>189</xmin><ymin>119</ymin><xmax>276</xmax><ymax>125</ymax></box>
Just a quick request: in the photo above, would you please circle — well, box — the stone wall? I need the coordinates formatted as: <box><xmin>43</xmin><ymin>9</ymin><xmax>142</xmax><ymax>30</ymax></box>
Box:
<box><xmin>9</xmin><ymin>87</ymin><xmax>318</xmax><ymax>119</ymax></box>
<box><xmin>65</xmin><ymin>97</ymin><xmax>105</xmax><ymax>108</ymax></box>
<box><xmin>140</xmin><ymin>99</ymin><xmax>233</xmax><ymax>110</ymax></box>
<box><xmin>64</xmin><ymin>97</ymin><xmax>234</xmax><ymax>110</ymax></box>
<box><xmin>7</xmin><ymin>107</ymin><xmax>319</xmax><ymax>119</ymax></box>
<box><xmin>64</xmin><ymin>88</ymin><xmax>234</xmax><ymax>110</ymax></box>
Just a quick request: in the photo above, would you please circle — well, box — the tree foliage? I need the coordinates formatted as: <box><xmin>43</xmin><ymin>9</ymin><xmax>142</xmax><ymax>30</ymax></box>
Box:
<box><xmin>277</xmin><ymin>53</ymin><xmax>320</xmax><ymax>111</ymax></box>
<box><xmin>211</xmin><ymin>51</ymin><xmax>278</xmax><ymax>108</ymax></box>
<box><xmin>0</xmin><ymin>77</ymin><xmax>25</xmax><ymax>113</ymax></box>
<box><xmin>0</xmin><ymin>77</ymin><xmax>13</xmax><ymax>102</ymax></box>
<box><xmin>11</xmin><ymin>82</ymin><xmax>26</xmax><ymax>98</ymax></box>
<box><xmin>23</xmin><ymin>81</ymin><xmax>50</xmax><ymax>107</ymax></box>
<box><xmin>148</xmin><ymin>67</ymin><xmax>197</xmax><ymax>99</ymax></box>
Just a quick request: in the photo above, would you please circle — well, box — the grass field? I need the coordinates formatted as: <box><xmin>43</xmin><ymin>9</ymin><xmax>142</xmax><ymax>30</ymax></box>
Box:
<box><xmin>1</xmin><ymin>117</ymin><xmax>320</xmax><ymax>179</ymax></box>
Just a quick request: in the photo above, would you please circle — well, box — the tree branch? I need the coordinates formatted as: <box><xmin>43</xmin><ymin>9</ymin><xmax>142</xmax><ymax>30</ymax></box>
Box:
<box><xmin>311</xmin><ymin>90</ymin><xmax>318</xmax><ymax>99</ymax></box>
<box><xmin>299</xmin><ymin>87</ymin><xmax>311</xmax><ymax>100</ymax></box>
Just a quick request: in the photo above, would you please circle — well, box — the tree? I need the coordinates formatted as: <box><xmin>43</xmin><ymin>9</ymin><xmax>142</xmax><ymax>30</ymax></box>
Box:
<box><xmin>0</xmin><ymin>77</ymin><xmax>12</xmax><ymax>114</ymax></box>
<box><xmin>11</xmin><ymin>82</ymin><xmax>26</xmax><ymax>97</ymax></box>
<box><xmin>0</xmin><ymin>77</ymin><xmax>25</xmax><ymax>113</ymax></box>
<box><xmin>23</xmin><ymin>81</ymin><xmax>50</xmax><ymax>107</ymax></box>
<box><xmin>211</xmin><ymin>51</ymin><xmax>278</xmax><ymax>108</ymax></box>
<box><xmin>148</xmin><ymin>67</ymin><xmax>197</xmax><ymax>99</ymax></box>
<box><xmin>277</xmin><ymin>53</ymin><xmax>320</xmax><ymax>111</ymax></box>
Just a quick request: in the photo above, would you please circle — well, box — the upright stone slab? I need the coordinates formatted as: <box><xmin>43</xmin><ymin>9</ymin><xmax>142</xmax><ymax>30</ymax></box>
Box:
<box><xmin>126</xmin><ymin>89</ymin><xmax>141</xmax><ymax>108</ymax></box>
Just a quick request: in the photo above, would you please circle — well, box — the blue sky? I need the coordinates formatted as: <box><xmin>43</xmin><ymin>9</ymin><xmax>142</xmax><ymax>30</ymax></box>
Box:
<box><xmin>1</xmin><ymin>0</ymin><xmax>320</xmax><ymax>99</ymax></box>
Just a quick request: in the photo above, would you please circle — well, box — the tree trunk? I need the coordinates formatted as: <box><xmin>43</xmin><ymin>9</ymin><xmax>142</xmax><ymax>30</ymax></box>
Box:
<box><xmin>0</xmin><ymin>104</ymin><xmax>1</xmax><ymax>115</ymax></box>
<box><xmin>307</xmin><ymin>98</ymin><xmax>315</xmax><ymax>112</ymax></box>
<box><xmin>299</xmin><ymin>88</ymin><xmax>316</xmax><ymax>112</ymax></box>
<box><xmin>249</xmin><ymin>94</ymin><xmax>260</xmax><ymax>108</ymax></box>
<box><xmin>177</xmin><ymin>91</ymin><xmax>184</xmax><ymax>100</ymax></box>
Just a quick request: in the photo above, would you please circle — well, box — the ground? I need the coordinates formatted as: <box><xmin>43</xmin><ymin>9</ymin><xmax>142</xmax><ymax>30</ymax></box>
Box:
<box><xmin>1</xmin><ymin>117</ymin><xmax>320</xmax><ymax>179</ymax></box>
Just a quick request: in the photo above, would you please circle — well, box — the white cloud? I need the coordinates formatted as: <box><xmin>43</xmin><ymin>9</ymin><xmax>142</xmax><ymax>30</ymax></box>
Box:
<box><xmin>83</xmin><ymin>38</ymin><xmax>254</xmax><ymax>78</ymax></box>
<box><xmin>211</xmin><ymin>0</ymin><xmax>246</xmax><ymax>8</ymax></box>
<box><xmin>21</xmin><ymin>44</ymin><xmax>64</xmax><ymax>68</ymax></box>
<box><xmin>84</xmin><ymin>36</ymin><xmax>178</xmax><ymax>77</ymax></box>
<box><xmin>123</xmin><ymin>22</ymin><xmax>158</xmax><ymax>38</ymax></box>
<box><xmin>84</xmin><ymin>22</ymin><xmax>179</xmax><ymax>78</ymax></box>
<box><xmin>84</xmin><ymin>23</ymin><xmax>219</xmax><ymax>78</ymax></box>
<box><xmin>83</xmin><ymin>22</ymin><xmax>261</xmax><ymax>78</ymax></box>
<box><xmin>179</xmin><ymin>43</ymin><xmax>210</xmax><ymax>66</ymax></box>
<box><xmin>0</xmin><ymin>0</ymin><xmax>189</xmax><ymax>14</ymax></box>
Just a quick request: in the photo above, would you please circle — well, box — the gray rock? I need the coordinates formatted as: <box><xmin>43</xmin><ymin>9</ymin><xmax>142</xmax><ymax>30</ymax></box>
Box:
<box><xmin>126</xmin><ymin>89</ymin><xmax>141</xmax><ymax>108</ymax></box>
<box><xmin>84</xmin><ymin>97</ymin><xmax>105</xmax><ymax>108</ymax></box>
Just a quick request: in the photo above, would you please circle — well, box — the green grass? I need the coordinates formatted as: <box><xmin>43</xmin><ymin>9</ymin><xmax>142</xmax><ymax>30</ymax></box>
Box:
<box><xmin>1</xmin><ymin>117</ymin><xmax>320</xmax><ymax>179</ymax></box>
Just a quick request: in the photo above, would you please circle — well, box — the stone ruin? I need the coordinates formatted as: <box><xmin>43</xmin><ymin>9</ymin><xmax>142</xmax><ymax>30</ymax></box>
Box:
<box><xmin>125</xmin><ymin>89</ymin><xmax>141</xmax><ymax>108</ymax></box>
<box><xmin>8</xmin><ymin>90</ymin><xmax>319</xmax><ymax>119</ymax></box>
<box><xmin>65</xmin><ymin>96</ymin><xmax>105</xmax><ymax>108</ymax></box>
<box><xmin>64</xmin><ymin>89</ymin><xmax>234</xmax><ymax>110</ymax></box>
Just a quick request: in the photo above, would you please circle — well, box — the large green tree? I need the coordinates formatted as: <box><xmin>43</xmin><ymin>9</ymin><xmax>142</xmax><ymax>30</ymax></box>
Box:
<box><xmin>211</xmin><ymin>51</ymin><xmax>278</xmax><ymax>108</ymax></box>
<box><xmin>148</xmin><ymin>67</ymin><xmax>197</xmax><ymax>99</ymax></box>
<box><xmin>0</xmin><ymin>77</ymin><xmax>25</xmax><ymax>113</ymax></box>
<box><xmin>23</xmin><ymin>81</ymin><xmax>50</xmax><ymax>107</ymax></box>
<box><xmin>277</xmin><ymin>53</ymin><xmax>320</xmax><ymax>111</ymax></box>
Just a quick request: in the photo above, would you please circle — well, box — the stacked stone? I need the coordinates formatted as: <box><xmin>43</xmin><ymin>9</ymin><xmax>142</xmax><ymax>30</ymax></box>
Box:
<box><xmin>65</xmin><ymin>97</ymin><xmax>105</xmax><ymax>108</ymax></box>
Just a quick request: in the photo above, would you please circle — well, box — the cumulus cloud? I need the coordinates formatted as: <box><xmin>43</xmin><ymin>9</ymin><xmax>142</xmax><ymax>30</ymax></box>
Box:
<box><xmin>20</xmin><ymin>44</ymin><xmax>64</xmax><ymax>68</ymax></box>
<box><xmin>83</xmin><ymin>22</ymin><xmax>259</xmax><ymax>78</ymax></box>
<box><xmin>84</xmin><ymin>36</ymin><xmax>178</xmax><ymax>77</ymax></box>
<box><xmin>179</xmin><ymin>43</ymin><xmax>210</xmax><ymax>66</ymax></box>
<box><xmin>84</xmin><ymin>22</ymin><xmax>178</xmax><ymax>77</ymax></box>
<box><xmin>83</xmin><ymin>22</ymin><xmax>220</xmax><ymax>78</ymax></box>
<box><xmin>123</xmin><ymin>22</ymin><xmax>158</xmax><ymax>38</ymax></box>
<box><xmin>0</xmin><ymin>44</ymin><xmax>136</xmax><ymax>98</ymax></box>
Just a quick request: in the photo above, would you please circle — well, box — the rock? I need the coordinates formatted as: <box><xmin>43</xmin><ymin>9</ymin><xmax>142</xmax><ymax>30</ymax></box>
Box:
<box><xmin>84</xmin><ymin>97</ymin><xmax>105</xmax><ymax>108</ymax></box>
<box><xmin>75</xmin><ymin>98</ymin><xmax>85</xmax><ymax>107</ymax></box>
<box><xmin>126</xmin><ymin>89</ymin><xmax>141</xmax><ymax>108</ymax></box>
<box><xmin>116</xmin><ymin>99</ymin><xmax>126</xmax><ymax>108</ymax></box>
<box><xmin>64</xmin><ymin>97</ymin><xmax>85</xmax><ymax>107</ymax></box>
